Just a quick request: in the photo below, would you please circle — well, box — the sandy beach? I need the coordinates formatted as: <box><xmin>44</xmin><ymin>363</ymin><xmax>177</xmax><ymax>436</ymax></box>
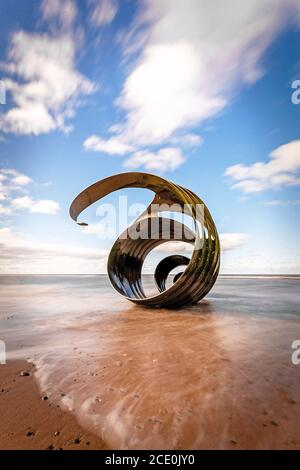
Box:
<box><xmin>0</xmin><ymin>361</ymin><xmax>106</xmax><ymax>450</ymax></box>
<box><xmin>0</xmin><ymin>275</ymin><xmax>299</xmax><ymax>450</ymax></box>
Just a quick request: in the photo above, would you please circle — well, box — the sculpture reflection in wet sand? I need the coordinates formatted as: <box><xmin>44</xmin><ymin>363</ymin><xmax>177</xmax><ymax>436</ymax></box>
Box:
<box><xmin>70</xmin><ymin>172</ymin><xmax>220</xmax><ymax>308</ymax></box>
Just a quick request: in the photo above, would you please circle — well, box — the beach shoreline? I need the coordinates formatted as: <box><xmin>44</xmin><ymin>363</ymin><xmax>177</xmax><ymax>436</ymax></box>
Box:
<box><xmin>0</xmin><ymin>361</ymin><xmax>106</xmax><ymax>450</ymax></box>
<box><xmin>0</xmin><ymin>275</ymin><xmax>299</xmax><ymax>450</ymax></box>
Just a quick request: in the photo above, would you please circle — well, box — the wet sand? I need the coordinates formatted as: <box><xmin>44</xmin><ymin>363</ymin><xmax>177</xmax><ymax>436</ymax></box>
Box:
<box><xmin>0</xmin><ymin>275</ymin><xmax>299</xmax><ymax>449</ymax></box>
<box><xmin>0</xmin><ymin>361</ymin><xmax>106</xmax><ymax>450</ymax></box>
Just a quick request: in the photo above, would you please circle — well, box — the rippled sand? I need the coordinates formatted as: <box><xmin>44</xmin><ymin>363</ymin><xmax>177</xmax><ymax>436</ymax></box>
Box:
<box><xmin>0</xmin><ymin>275</ymin><xmax>299</xmax><ymax>449</ymax></box>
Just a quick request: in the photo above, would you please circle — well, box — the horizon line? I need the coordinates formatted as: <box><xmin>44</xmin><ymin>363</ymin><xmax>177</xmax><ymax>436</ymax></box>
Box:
<box><xmin>0</xmin><ymin>273</ymin><xmax>300</xmax><ymax>277</ymax></box>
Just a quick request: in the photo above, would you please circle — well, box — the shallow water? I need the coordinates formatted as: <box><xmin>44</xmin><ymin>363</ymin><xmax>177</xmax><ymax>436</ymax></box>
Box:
<box><xmin>0</xmin><ymin>275</ymin><xmax>300</xmax><ymax>449</ymax></box>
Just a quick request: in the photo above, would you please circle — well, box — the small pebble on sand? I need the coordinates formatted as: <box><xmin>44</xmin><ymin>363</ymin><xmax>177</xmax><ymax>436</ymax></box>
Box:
<box><xmin>20</xmin><ymin>371</ymin><xmax>30</xmax><ymax>377</ymax></box>
<box><xmin>270</xmin><ymin>420</ymin><xmax>279</xmax><ymax>427</ymax></box>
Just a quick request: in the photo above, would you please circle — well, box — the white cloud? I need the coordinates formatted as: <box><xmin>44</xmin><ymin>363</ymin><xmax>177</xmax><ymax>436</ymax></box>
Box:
<box><xmin>153</xmin><ymin>233</ymin><xmax>249</xmax><ymax>254</ymax></box>
<box><xmin>2</xmin><ymin>99</ymin><xmax>56</xmax><ymax>135</ymax></box>
<box><xmin>10</xmin><ymin>174</ymin><xmax>32</xmax><ymax>186</ymax></box>
<box><xmin>0</xmin><ymin>227</ymin><xmax>108</xmax><ymax>274</ymax></box>
<box><xmin>170</xmin><ymin>133</ymin><xmax>203</xmax><ymax>148</ymax></box>
<box><xmin>105</xmin><ymin>0</ymin><xmax>300</xmax><ymax>147</ymax></box>
<box><xmin>0</xmin><ymin>187</ymin><xmax>7</xmax><ymax>202</ymax></box>
<box><xmin>124</xmin><ymin>147</ymin><xmax>185</xmax><ymax>172</ymax></box>
<box><xmin>262</xmin><ymin>199</ymin><xmax>300</xmax><ymax>206</ymax></box>
<box><xmin>85</xmin><ymin>0</ymin><xmax>300</xmax><ymax>171</ymax></box>
<box><xmin>225</xmin><ymin>140</ymin><xmax>300</xmax><ymax>193</ymax></box>
<box><xmin>153</xmin><ymin>241</ymin><xmax>193</xmax><ymax>254</ymax></box>
<box><xmin>117</xmin><ymin>41</ymin><xmax>225</xmax><ymax>145</ymax></box>
<box><xmin>0</xmin><ymin>169</ymin><xmax>32</xmax><ymax>188</ymax></box>
<box><xmin>0</xmin><ymin>228</ymin><xmax>103</xmax><ymax>259</ymax></box>
<box><xmin>11</xmin><ymin>196</ymin><xmax>60</xmax><ymax>215</ymax></box>
<box><xmin>26</xmin><ymin>199</ymin><xmax>60</xmax><ymax>215</ymax></box>
<box><xmin>0</xmin><ymin>168</ymin><xmax>61</xmax><ymax>216</ymax></box>
<box><xmin>84</xmin><ymin>134</ymin><xmax>134</xmax><ymax>155</ymax></box>
<box><xmin>89</xmin><ymin>0</ymin><xmax>118</xmax><ymax>26</ymax></box>
<box><xmin>220</xmin><ymin>233</ymin><xmax>249</xmax><ymax>251</ymax></box>
<box><xmin>40</xmin><ymin>0</ymin><xmax>77</xmax><ymax>31</ymax></box>
<box><xmin>0</xmin><ymin>168</ymin><xmax>32</xmax><ymax>197</ymax></box>
<box><xmin>0</xmin><ymin>204</ymin><xmax>11</xmax><ymax>215</ymax></box>
<box><xmin>0</xmin><ymin>31</ymin><xmax>95</xmax><ymax>135</ymax></box>
<box><xmin>82</xmin><ymin>222</ymin><xmax>107</xmax><ymax>236</ymax></box>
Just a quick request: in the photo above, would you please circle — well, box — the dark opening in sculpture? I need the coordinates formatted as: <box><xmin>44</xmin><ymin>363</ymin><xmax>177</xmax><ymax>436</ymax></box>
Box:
<box><xmin>70</xmin><ymin>172</ymin><xmax>220</xmax><ymax>308</ymax></box>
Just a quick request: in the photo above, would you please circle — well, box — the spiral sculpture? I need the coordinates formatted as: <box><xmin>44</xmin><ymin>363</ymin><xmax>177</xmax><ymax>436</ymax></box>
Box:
<box><xmin>70</xmin><ymin>172</ymin><xmax>220</xmax><ymax>308</ymax></box>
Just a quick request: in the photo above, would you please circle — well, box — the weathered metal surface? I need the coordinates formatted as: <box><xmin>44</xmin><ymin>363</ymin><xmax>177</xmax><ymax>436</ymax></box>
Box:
<box><xmin>70</xmin><ymin>172</ymin><xmax>220</xmax><ymax>308</ymax></box>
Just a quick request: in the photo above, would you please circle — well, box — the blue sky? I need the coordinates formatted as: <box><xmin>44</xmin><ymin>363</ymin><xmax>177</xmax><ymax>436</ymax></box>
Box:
<box><xmin>0</xmin><ymin>0</ymin><xmax>300</xmax><ymax>274</ymax></box>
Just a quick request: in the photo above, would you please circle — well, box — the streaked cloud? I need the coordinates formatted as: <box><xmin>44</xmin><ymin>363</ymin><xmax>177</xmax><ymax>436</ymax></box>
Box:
<box><xmin>88</xmin><ymin>0</ymin><xmax>118</xmax><ymax>27</ymax></box>
<box><xmin>124</xmin><ymin>147</ymin><xmax>185</xmax><ymax>172</ymax></box>
<box><xmin>0</xmin><ymin>168</ymin><xmax>60</xmax><ymax>215</ymax></box>
<box><xmin>0</xmin><ymin>169</ymin><xmax>32</xmax><ymax>189</ymax></box>
<box><xmin>11</xmin><ymin>196</ymin><xmax>60</xmax><ymax>215</ymax></box>
<box><xmin>262</xmin><ymin>199</ymin><xmax>300</xmax><ymax>206</ymax></box>
<box><xmin>82</xmin><ymin>222</ymin><xmax>107</xmax><ymax>236</ymax></box>
<box><xmin>98</xmin><ymin>0</ymin><xmax>300</xmax><ymax>148</ymax></box>
<box><xmin>40</xmin><ymin>0</ymin><xmax>78</xmax><ymax>32</ymax></box>
<box><xmin>153</xmin><ymin>233</ymin><xmax>249</xmax><ymax>253</ymax></box>
<box><xmin>0</xmin><ymin>31</ymin><xmax>95</xmax><ymax>135</ymax></box>
<box><xmin>0</xmin><ymin>169</ymin><xmax>31</xmax><ymax>201</ymax></box>
<box><xmin>84</xmin><ymin>0</ymin><xmax>300</xmax><ymax>172</ymax></box>
<box><xmin>220</xmin><ymin>233</ymin><xmax>249</xmax><ymax>251</ymax></box>
<box><xmin>0</xmin><ymin>205</ymin><xmax>12</xmax><ymax>215</ymax></box>
<box><xmin>225</xmin><ymin>140</ymin><xmax>300</xmax><ymax>193</ymax></box>
<box><xmin>0</xmin><ymin>227</ymin><xmax>108</xmax><ymax>274</ymax></box>
<box><xmin>84</xmin><ymin>134</ymin><xmax>134</xmax><ymax>155</ymax></box>
<box><xmin>169</xmin><ymin>133</ymin><xmax>203</xmax><ymax>149</ymax></box>
<box><xmin>117</xmin><ymin>41</ymin><xmax>224</xmax><ymax>145</ymax></box>
<box><xmin>153</xmin><ymin>241</ymin><xmax>193</xmax><ymax>255</ymax></box>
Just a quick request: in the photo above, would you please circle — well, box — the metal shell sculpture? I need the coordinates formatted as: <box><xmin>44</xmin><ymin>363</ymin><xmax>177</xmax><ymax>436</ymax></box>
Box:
<box><xmin>70</xmin><ymin>172</ymin><xmax>220</xmax><ymax>308</ymax></box>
